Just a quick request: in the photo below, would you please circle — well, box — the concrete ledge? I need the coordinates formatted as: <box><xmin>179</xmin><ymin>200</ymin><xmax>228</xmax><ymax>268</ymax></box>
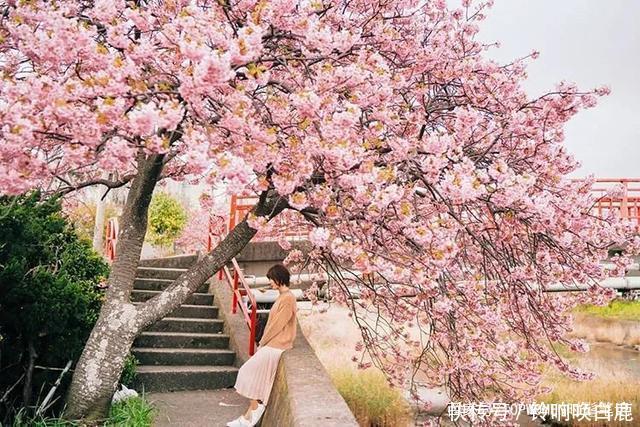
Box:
<box><xmin>210</xmin><ymin>277</ymin><xmax>358</xmax><ymax>427</ymax></box>
<box><xmin>236</xmin><ymin>241</ymin><xmax>311</xmax><ymax>262</ymax></box>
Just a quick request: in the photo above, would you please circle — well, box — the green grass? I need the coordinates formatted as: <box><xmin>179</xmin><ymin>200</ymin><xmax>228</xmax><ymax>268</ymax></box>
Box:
<box><xmin>13</xmin><ymin>412</ymin><xmax>76</xmax><ymax>427</ymax></box>
<box><xmin>573</xmin><ymin>299</ymin><xmax>640</xmax><ymax>321</ymax></box>
<box><xmin>12</xmin><ymin>396</ymin><xmax>155</xmax><ymax>427</ymax></box>
<box><xmin>106</xmin><ymin>396</ymin><xmax>155</xmax><ymax>426</ymax></box>
<box><xmin>329</xmin><ymin>366</ymin><xmax>413</xmax><ymax>427</ymax></box>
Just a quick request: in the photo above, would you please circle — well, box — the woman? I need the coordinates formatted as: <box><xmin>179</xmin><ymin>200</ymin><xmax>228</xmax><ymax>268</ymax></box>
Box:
<box><xmin>226</xmin><ymin>264</ymin><xmax>298</xmax><ymax>427</ymax></box>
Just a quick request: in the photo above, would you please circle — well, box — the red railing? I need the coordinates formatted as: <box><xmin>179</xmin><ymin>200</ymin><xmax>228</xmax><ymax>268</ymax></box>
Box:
<box><xmin>590</xmin><ymin>178</ymin><xmax>640</xmax><ymax>231</ymax></box>
<box><xmin>105</xmin><ymin>217</ymin><xmax>119</xmax><ymax>262</ymax></box>
<box><xmin>206</xmin><ymin>207</ymin><xmax>258</xmax><ymax>356</ymax></box>
<box><xmin>221</xmin><ymin>258</ymin><xmax>258</xmax><ymax>356</ymax></box>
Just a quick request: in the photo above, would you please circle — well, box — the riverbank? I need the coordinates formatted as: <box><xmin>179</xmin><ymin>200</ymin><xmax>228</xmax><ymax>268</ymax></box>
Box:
<box><xmin>570</xmin><ymin>311</ymin><xmax>640</xmax><ymax>349</ymax></box>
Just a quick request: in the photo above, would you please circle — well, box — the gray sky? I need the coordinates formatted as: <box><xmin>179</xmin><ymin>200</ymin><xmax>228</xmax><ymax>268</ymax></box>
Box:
<box><xmin>472</xmin><ymin>0</ymin><xmax>640</xmax><ymax>177</ymax></box>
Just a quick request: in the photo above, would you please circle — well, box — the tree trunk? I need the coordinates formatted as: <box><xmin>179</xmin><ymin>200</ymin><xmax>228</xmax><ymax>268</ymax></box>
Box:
<box><xmin>137</xmin><ymin>191</ymin><xmax>288</xmax><ymax>328</ymax></box>
<box><xmin>22</xmin><ymin>339</ymin><xmax>37</xmax><ymax>409</ymax></box>
<box><xmin>63</xmin><ymin>155</ymin><xmax>289</xmax><ymax>421</ymax></box>
<box><xmin>62</xmin><ymin>303</ymin><xmax>138</xmax><ymax>420</ymax></box>
<box><xmin>139</xmin><ymin>191</ymin><xmax>288</xmax><ymax>328</ymax></box>
<box><xmin>64</xmin><ymin>154</ymin><xmax>164</xmax><ymax>421</ymax></box>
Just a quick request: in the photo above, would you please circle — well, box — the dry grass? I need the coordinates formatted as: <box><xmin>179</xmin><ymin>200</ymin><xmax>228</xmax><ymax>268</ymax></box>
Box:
<box><xmin>329</xmin><ymin>366</ymin><xmax>414</xmax><ymax>427</ymax></box>
<box><xmin>538</xmin><ymin>344</ymin><xmax>640</xmax><ymax>427</ymax></box>
<box><xmin>570</xmin><ymin>313</ymin><xmax>640</xmax><ymax>347</ymax></box>
<box><xmin>299</xmin><ymin>304</ymin><xmax>418</xmax><ymax>426</ymax></box>
<box><xmin>300</xmin><ymin>303</ymin><xmax>640</xmax><ymax>427</ymax></box>
<box><xmin>539</xmin><ymin>375</ymin><xmax>639</xmax><ymax>427</ymax></box>
<box><xmin>297</xmin><ymin>303</ymin><xmax>369</xmax><ymax>365</ymax></box>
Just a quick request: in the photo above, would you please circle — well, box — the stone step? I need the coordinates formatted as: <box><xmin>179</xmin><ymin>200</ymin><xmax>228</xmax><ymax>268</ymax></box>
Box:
<box><xmin>134</xmin><ymin>332</ymin><xmax>230</xmax><ymax>349</ymax></box>
<box><xmin>170</xmin><ymin>304</ymin><xmax>218</xmax><ymax>319</ymax></box>
<box><xmin>132</xmin><ymin>348</ymin><xmax>235</xmax><ymax>366</ymax></box>
<box><xmin>139</xmin><ymin>254</ymin><xmax>198</xmax><ymax>269</ymax></box>
<box><xmin>136</xmin><ymin>267</ymin><xmax>188</xmax><ymax>281</ymax></box>
<box><xmin>133</xmin><ymin>303</ymin><xmax>219</xmax><ymax>319</ymax></box>
<box><xmin>133</xmin><ymin>278</ymin><xmax>208</xmax><ymax>293</ymax></box>
<box><xmin>147</xmin><ymin>317</ymin><xmax>224</xmax><ymax>333</ymax></box>
<box><xmin>133</xmin><ymin>365</ymin><xmax>238</xmax><ymax>393</ymax></box>
<box><xmin>131</xmin><ymin>290</ymin><xmax>213</xmax><ymax>305</ymax></box>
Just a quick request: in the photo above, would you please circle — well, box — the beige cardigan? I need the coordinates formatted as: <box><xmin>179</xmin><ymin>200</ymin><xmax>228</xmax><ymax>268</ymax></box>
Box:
<box><xmin>259</xmin><ymin>290</ymin><xmax>297</xmax><ymax>350</ymax></box>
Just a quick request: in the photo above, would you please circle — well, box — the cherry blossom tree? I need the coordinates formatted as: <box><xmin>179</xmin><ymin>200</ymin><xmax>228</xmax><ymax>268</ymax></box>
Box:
<box><xmin>0</xmin><ymin>0</ymin><xmax>634</xmax><ymax>423</ymax></box>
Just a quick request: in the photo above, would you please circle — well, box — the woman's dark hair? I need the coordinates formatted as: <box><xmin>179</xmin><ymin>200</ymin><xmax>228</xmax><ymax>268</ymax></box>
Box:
<box><xmin>266</xmin><ymin>264</ymin><xmax>290</xmax><ymax>286</ymax></box>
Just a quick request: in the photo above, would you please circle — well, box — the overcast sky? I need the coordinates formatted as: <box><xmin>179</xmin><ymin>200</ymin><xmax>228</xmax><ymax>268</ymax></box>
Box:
<box><xmin>471</xmin><ymin>0</ymin><xmax>640</xmax><ymax>178</ymax></box>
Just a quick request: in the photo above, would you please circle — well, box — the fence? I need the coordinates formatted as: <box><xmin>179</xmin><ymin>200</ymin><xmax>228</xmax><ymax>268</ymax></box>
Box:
<box><xmin>590</xmin><ymin>178</ymin><xmax>640</xmax><ymax>231</ymax></box>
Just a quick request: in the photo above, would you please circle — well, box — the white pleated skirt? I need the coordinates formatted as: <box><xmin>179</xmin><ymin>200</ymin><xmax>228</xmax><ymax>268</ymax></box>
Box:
<box><xmin>233</xmin><ymin>346</ymin><xmax>285</xmax><ymax>404</ymax></box>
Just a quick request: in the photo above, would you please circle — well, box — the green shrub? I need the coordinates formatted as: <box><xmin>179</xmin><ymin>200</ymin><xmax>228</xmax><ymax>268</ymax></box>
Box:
<box><xmin>0</xmin><ymin>193</ymin><xmax>109</xmax><ymax>423</ymax></box>
<box><xmin>329</xmin><ymin>367</ymin><xmax>412</xmax><ymax>427</ymax></box>
<box><xmin>146</xmin><ymin>192</ymin><xmax>187</xmax><ymax>247</ymax></box>
<box><xmin>120</xmin><ymin>354</ymin><xmax>139</xmax><ymax>388</ymax></box>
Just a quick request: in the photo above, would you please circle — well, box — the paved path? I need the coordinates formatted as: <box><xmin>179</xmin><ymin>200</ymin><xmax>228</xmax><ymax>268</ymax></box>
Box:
<box><xmin>149</xmin><ymin>390</ymin><xmax>249</xmax><ymax>427</ymax></box>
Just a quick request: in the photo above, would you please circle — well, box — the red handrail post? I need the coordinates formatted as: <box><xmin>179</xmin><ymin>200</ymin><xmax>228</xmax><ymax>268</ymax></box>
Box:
<box><xmin>249</xmin><ymin>304</ymin><xmax>257</xmax><ymax>355</ymax></box>
<box><xmin>232</xmin><ymin>259</ymin><xmax>257</xmax><ymax>356</ymax></box>
<box><xmin>621</xmin><ymin>180</ymin><xmax>629</xmax><ymax>219</ymax></box>
<box><xmin>232</xmin><ymin>269</ymin><xmax>239</xmax><ymax>314</ymax></box>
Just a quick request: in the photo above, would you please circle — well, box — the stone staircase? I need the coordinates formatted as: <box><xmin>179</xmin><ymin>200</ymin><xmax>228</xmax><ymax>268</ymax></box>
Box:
<box><xmin>131</xmin><ymin>255</ymin><xmax>238</xmax><ymax>393</ymax></box>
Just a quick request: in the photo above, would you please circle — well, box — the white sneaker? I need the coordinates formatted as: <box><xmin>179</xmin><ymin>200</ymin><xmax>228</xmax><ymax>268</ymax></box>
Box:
<box><xmin>250</xmin><ymin>403</ymin><xmax>266</xmax><ymax>425</ymax></box>
<box><xmin>226</xmin><ymin>415</ymin><xmax>252</xmax><ymax>427</ymax></box>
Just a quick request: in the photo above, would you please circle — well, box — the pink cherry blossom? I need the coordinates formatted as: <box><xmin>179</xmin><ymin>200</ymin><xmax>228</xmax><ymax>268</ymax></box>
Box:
<box><xmin>309</xmin><ymin>227</ymin><xmax>330</xmax><ymax>248</ymax></box>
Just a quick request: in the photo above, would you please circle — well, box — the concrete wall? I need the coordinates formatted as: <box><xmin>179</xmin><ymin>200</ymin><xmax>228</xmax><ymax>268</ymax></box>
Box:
<box><xmin>235</xmin><ymin>241</ymin><xmax>311</xmax><ymax>280</ymax></box>
<box><xmin>210</xmin><ymin>275</ymin><xmax>358</xmax><ymax>427</ymax></box>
